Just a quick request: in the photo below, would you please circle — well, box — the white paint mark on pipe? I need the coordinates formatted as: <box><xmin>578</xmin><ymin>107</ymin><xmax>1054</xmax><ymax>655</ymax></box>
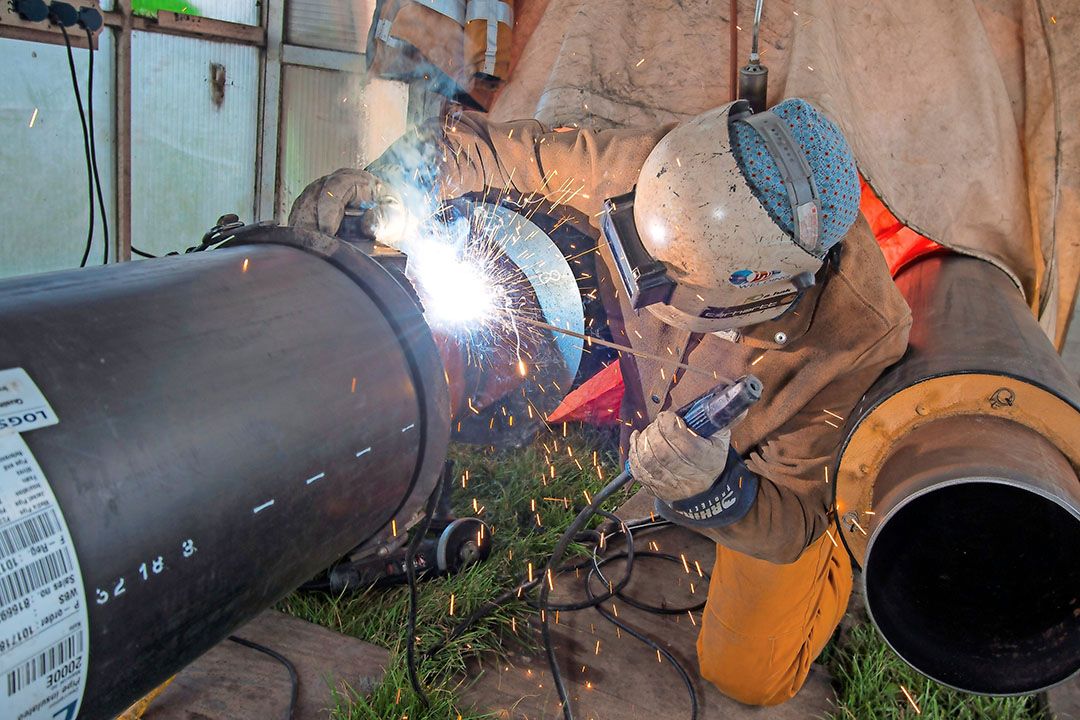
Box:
<box><xmin>356</xmin><ymin>447</ymin><xmax>372</xmax><ymax>457</ymax></box>
<box><xmin>252</xmin><ymin>500</ymin><xmax>275</xmax><ymax>514</ymax></box>
<box><xmin>401</xmin><ymin>424</ymin><xmax>415</xmax><ymax>433</ymax></box>
<box><xmin>305</xmin><ymin>472</ymin><xmax>325</xmax><ymax>485</ymax></box>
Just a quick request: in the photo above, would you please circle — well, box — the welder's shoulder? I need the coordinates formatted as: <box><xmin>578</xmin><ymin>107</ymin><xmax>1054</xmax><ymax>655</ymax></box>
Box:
<box><xmin>825</xmin><ymin>220</ymin><xmax>913</xmax><ymax>363</ymax></box>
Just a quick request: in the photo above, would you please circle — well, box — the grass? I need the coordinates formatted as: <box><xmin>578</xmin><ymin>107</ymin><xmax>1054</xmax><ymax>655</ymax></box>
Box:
<box><xmin>280</xmin><ymin>427</ymin><xmax>1048</xmax><ymax>720</ymax></box>
<box><xmin>824</xmin><ymin>623</ymin><xmax>1044</xmax><ymax>720</ymax></box>
<box><xmin>279</xmin><ymin>427</ymin><xmax>624</xmax><ymax>719</ymax></box>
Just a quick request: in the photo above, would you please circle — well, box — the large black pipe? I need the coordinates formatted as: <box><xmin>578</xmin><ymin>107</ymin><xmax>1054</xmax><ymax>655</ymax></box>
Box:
<box><xmin>0</xmin><ymin>226</ymin><xmax>450</xmax><ymax>720</ymax></box>
<box><xmin>835</xmin><ymin>254</ymin><xmax>1080</xmax><ymax>694</ymax></box>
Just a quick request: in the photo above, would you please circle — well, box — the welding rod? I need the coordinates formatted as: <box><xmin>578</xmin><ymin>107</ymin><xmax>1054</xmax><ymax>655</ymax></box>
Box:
<box><xmin>514</xmin><ymin>315</ymin><xmax>718</xmax><ymax>379</ymax></box>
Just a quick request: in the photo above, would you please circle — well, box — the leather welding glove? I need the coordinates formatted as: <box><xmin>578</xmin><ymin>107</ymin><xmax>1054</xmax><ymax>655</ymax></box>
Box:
<box><xmin>628</xmin><ymin>410</ymin><xmax>731</xmax><ymax>502</ymax></box>
<box><xmin>289</xmin><ymin>168</ymin><xmax>405</xmax><ymax>241</ymax></box>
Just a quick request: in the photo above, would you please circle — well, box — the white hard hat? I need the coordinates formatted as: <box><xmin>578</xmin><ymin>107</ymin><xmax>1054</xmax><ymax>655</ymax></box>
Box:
<box><xmin>603</xmin><ymin>98</ymin><xmax>859</xmax><ymax>334</ymax></box>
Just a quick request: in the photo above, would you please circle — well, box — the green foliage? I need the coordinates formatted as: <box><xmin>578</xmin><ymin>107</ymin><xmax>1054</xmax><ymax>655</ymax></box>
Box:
<box><xmin>825</xmin><ymin>623</ymin><xmax>1044</xmax><ymax>720</ymax></box>
<box><xmin>279</xmin><ymin>428</ymin><xmax>622</xmax><ymax>719</ymax></box>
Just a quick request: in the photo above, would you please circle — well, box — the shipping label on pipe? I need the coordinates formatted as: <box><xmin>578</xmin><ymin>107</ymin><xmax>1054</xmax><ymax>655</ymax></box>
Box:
<box><xmin>0</xmin><ymin>433</ymin><xmax>88</xmax><ymax>720</ymax></box>
<box><xmin>0</xmin><ymin>370</ymin><xmax>59</xmax><ymax>435</ymax></box>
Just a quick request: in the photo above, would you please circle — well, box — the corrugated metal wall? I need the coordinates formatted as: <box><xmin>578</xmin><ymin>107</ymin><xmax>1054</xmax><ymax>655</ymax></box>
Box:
<box><xmin>1</xmin><ymin>0</ymin><xmax>408</xmax><ymax>277</ymax></box>
<box><xmin>129</xmin><ymin>31</ymin><xmax>260</xmax><ymax>255</ymax></box>
<box><xmin>0</xmin><ymin>34</ymin><xmax>116</xmax><ymax>279</ymax></box>
<box><xmin>286</xmin><ymin>0</ymin><xmax>376</xmax><ymax>53</ymax></box>
<box><xmin>279</xmin><ymin>65</ymin><xmax>407</xmax><ymax>216</ymax></box>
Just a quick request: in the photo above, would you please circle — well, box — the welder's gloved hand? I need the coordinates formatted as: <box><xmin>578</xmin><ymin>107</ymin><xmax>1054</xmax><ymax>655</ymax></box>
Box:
<box><xmin>288</xmin><ymin>168</ymin><xmax>405</xmax><ymax>242</ymax></box>
<box><xmin>628</xmin><ymin>411</ymin><xmax>730</xmax><ymax>502</ymax></box>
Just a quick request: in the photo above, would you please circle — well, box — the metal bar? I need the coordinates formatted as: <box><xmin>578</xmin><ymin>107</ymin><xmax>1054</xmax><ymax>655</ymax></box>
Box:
<box><xmin>115</xmin><ymin>2</ymin><xmax>132</xmax><ymax>262</ymax></box>
<box><xmin>102</xmin><ymin>10</ymin><xmax>266</xmax><ymax>46</ymax></box>
<box><xmin>255</xmin><ymin>0</ymin><xmax>285</xmax><ymax>222</ymax></box>
<box><xmin>281</xmin><ymin>43</ymin><xmax>366</xmax><ymax>73</ymax></box>
<box><xmin>0</xmin><ymin>23</ymin><xmax>95</xmax><ymax>48</ymax></box>
<box><xmin>515</xmin><ymin>316</ymin><xmax>716</xmax><ymax>380</ymax></box>
<box><xmin>728</xmin><ymin>0</ymin><xmax>737</xmax><ymax>101</ymax></box>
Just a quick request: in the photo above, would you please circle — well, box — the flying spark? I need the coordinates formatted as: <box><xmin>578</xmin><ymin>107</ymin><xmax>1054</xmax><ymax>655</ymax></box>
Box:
<box><xmin>900</xmin><ymin>685</ymin><xmax>921</xmax><ymax>714</ymax></box>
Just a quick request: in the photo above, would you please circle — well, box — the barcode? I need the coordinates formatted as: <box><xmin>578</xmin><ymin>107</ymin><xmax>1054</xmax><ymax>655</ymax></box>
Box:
<box><xmin>0</xmin><ymin>549</ymin><xmax>71</xmax><ymax>607</ymax></box>
<box><xmin>0</xmin><ymin>512</ymin><xmax>61</xmax><ymax>562</ymax></box>
<box><xmin>6</xmin><ymin>631</ymin><xmax>83</xmax><ymax>696</ymax></box>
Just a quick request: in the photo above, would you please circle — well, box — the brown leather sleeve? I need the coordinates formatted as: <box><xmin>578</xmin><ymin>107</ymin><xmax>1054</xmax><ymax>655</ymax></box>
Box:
<box><xmin>695</xmin><ymin>318</ymin><xmax>911</xmax><ymax>564</ymax></box>
<box><xmin>370</xmin><ymin>111</ymin><xmax>673</xmax><ymax>222</ymax></box>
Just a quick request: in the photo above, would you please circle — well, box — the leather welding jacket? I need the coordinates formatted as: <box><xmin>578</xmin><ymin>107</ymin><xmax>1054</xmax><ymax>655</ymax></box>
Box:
<box><xmin>372</xmin><ymin>111</ymin><xmax>913</xmax><ymax>564</ymax></box>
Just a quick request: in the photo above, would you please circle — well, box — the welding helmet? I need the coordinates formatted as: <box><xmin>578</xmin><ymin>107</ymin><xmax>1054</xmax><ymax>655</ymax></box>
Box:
<box><xmin>601</xmin><ymin>98</ymin><xmax>859</xmax><ymax>333</ymax></box>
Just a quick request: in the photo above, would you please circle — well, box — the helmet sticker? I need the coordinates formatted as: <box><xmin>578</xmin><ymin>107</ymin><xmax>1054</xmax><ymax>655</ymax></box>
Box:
<box><xmin>729</xmin><ymin>269</ymin><xmax>787</xmax><ymax>287</ymax></box>
<box><xmin>700</xmin><ymin>291</ymin><xmax>798</xmax><ymax>319</ymax></box>
<box><xmin>745</xmin><ymin>287</ymin><xmax>797</xmax><ymax>303</ymax></box>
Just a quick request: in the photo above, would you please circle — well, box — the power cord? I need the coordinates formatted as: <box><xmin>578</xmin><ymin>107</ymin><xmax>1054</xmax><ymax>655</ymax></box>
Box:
<box><xmin>56</xmin><ymin>23</ymin><xmax>95</xmax><ymax>267</ymax></box>
<box><xmin>585</xmin><ymin>554</ymin><xmax>701</xmax><ymax>719</ymax></box>
<box><xmin>428</xmin><ymin>489</ymin><xmax>704</xmax><ymax>720</ymax></box>
<box><xmin>404</xmin><ymin>474</ymin><xmax>448</xmax><ymax>707</ymax></box>
<box><xmin>227</xmin><ymin>635</ymin><xmax>299</xmax><ymax>720</ymax></box>
<box><xmin>536</xmin><ymin>470</ymin><xmax>687</xmax><ymax>720</ymax></box>
<box><xmin>84</xmin><ymin>26</ymin><xmax>108</xmax><ymax>265</ymax></box>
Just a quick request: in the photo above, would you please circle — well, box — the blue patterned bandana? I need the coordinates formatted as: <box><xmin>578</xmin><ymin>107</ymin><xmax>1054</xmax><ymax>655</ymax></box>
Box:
<box><xmin>729</xmin><ymin>98</ymin><xmax>859</xmax><ymax>252</ymax></box>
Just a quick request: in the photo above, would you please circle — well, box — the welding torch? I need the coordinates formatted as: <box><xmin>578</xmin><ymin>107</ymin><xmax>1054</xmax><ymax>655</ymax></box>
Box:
<box><xmin>537</xmin><ymin>374</ymin><xmax>763</xmax><ymax>720</ymax></box>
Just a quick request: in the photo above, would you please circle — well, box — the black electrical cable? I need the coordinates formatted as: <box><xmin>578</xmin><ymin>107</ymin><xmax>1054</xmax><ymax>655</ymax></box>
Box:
<box><xmin>227</xmin><ymin>635</ymin><xmax>299</xmax><ymax>720</ymax></box>
<box><xmin>427</xmin><ymin>516</ymin><xmax>671</xmax><ymax>654</ymax></box>
<box><xmin>536</xmin><ymin>510</ymin><xmax>635</xmax><ymax>612</ymax></box>
<box><xmin>584</xmin><ymin>562</ymin><xmax>700</xmax><ymax>720</ymax></box>
<box><xmin>590</xmin><ymin>550</ymin><xmax>708</xmax><ymax>614</ymax></box>
<box><xmin>404</xmin><ymin>478</ymin><xmax>447</xmax><ymax>707</ymax></box>
<box><xmin>373</xmin><ymin>467</ymin><xmax>703</xmax><ymax>720</ymax></box>
<box><xmin>84</xmin><ymin>27</ymin><xmax>108</xmax><ymax>265</ymax></box>
<box><xmin>407</xmin><ymin>486</ymin><xmax>702</xmax><ymax>720</ymax></box>
<box><xmin>131</xmin><ymin>246</ymin><xmax>158</xmax><ymax>258</ymax></box>
<box><xmin>421</xmin><ymin>549</ymin><xmax>601</xmax><ymax>659</ymax></box>
<box><xmin>57</xmin><ymin>24</ymin><xmax>95</xmax><ymax>268</ymax></box>
<box><xmin>519</xmin><ymin>475</ymin><xmax>704</xmax><ymax>720</ymax></box>
<box><xmin>536</xmin><ymin>470</ymin><xmax>635</xmax><ymax>720</ymax></box>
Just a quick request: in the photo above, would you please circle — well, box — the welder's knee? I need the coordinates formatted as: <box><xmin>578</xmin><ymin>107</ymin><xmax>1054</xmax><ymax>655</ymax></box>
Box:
<box><xmin>695</xmin><ymin>529</ymin><xmax>853</xmax><ymax>706</ymax></box>
<box><xmin>696</xmin><ymin>623</ymin><xmax>808</xmax><ymax>706</ymax></box>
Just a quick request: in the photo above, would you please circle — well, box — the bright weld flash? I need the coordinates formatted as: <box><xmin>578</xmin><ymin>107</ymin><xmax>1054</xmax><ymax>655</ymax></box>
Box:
<box><xmin>379</xmin><ymin>208</ymin><xmax>506</xmax><ymax>332</ymax></box>
<box><xmin>409</xmin><ymin>242</ymin><xmax>501</xmax><ymax>328</ymax></box>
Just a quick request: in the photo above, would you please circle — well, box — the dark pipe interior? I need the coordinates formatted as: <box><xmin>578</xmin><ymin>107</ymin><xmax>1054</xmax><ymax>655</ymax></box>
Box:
<box><xmin>865</xmin><ymin>481</ymin><xmax>1080</xmax><ymax>694</ymax></box>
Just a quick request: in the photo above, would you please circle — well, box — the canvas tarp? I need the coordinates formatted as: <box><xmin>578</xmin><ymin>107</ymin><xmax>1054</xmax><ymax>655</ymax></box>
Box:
<box><xmin>372</xmin><ymin>0</ymin><xmax>1079</xmax><ymax>348</ymax></box>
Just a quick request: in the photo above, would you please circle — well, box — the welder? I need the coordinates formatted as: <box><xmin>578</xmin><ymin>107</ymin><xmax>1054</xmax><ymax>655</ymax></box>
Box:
<box><xmin>290</xmin><ymin>97</ymin><xmax>911</xmax><ymax>706</ymax></box>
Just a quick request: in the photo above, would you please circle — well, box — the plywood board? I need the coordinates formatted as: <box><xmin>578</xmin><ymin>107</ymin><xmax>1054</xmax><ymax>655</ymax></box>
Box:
<box><xmin>143</xmin><ymin>610</ymin><xmax>389</xmax><ymax>720</ymax></box>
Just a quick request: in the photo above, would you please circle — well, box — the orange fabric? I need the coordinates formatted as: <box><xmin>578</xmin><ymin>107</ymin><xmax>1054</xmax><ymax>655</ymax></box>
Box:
<box><xmin>859</xmin><ymin>175</ymin><xmax>946</xmax><ymax>277</ymax></box>
<box><xmin>697</xmin><ymin>523</ymin><xmax>852</xmax><ymax>705</ymax></box>
<box><xmin>546</xmin><ymin>359</ymin><xmax>623</xmax><ymax>424</ymax></box>
<box><xmin>546</xmin><ymin>177</ymin><xmax>937</xmax><ymax>429</ymax></box>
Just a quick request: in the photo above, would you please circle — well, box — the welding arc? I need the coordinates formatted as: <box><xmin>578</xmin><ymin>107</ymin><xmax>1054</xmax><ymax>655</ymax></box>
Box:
<box><xmin>514</xmin><ymin>316</ymin><xmax>716</xmax><ymax>379</ymax></box>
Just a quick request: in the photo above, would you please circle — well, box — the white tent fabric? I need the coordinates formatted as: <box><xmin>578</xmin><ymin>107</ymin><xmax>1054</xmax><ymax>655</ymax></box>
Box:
<box><xmin>374</xmin><ymin>0</ymin><xmax>1080</xmax><ymax>346</ymax></box>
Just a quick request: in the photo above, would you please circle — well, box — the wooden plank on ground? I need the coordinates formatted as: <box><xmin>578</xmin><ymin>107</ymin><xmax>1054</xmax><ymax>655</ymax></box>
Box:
<box><xmin>144</xmin><ymin>610</ymin><xmax>390</xmax><ymax>720</ymax></box>
<box><xmin>462</xmin><ymin>525</ymin><xmax>835</xmax><ymax>719</ymax></box>
<box><xmin>1048</xmin><ymin>675</ymin><xmax>1080</xmax><ymax>720</ymax></box>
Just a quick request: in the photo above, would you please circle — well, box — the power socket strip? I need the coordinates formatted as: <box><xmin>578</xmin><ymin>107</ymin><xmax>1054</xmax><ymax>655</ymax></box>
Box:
<box><xmin>0</xmin><ymin>0</ymin><xmax>105</xmax><ymax>49</ymax></box>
